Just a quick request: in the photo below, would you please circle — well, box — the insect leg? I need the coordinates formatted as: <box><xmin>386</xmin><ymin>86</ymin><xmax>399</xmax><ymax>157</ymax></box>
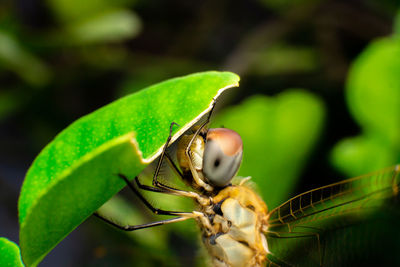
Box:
<box><xmin>184</xmin><ymin>99</ymin><xmax>217</xmax><ymax>192</ymax></box>
<box><xmin>164</xmin><ymin>153</ymin><xmax>183</xmax><ymax>179</ymax></box>
<box><xmin>140</xmin><ymin>121</ymin><xmax>211</xmax><ymax>203</ymax></box>
<box><xmin>93</xmin><ymin>212</ymin><xmax>191</xmax><ymax>231</ymax></box>
<box><xmin>135</xmin><ymin>176</ymin><xmax>203</xmax><ymax>200</ymax></box>
<box><xmin>136</xmin><ymin>153</ymin><xmax>190</xmax><ymax>195</ymax></box>
<box><xmin>151</xmin><ymin>122</ymin><xmax>179</xmax><ymax>191</ymax></box>
<box><xmin>151</xmin><ymin>122</ymin><xmax>209</xmax><ymax>198</ymax></box>
<box><xmin>118</xmin><ymin>173</ymin><xmax>194</xmax><ymax>216</ymax></box>
<box><xmin>94</xmin><ymin>173</ymin><xmax>203</xmax><ymax>231</ymax></box>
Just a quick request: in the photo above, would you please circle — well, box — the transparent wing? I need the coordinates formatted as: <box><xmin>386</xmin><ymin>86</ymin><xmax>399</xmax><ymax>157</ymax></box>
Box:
<box><xmin>267</xmin><ymin>165</ymin><xmax>400</xmax><ymax>230</ymax></box>
<box><xmin>265</xmin><ymin>165</ymin><xmax>400</xmax><ymax>266</ymax></box>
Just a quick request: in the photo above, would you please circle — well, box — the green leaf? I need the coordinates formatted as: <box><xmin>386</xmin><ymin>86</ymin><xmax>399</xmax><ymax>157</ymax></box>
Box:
<box><xmin>18</xmin><ymin>71</ymin><xmax>239</xmax><ymax>266</ymax></box>
<box><xmin>47</xmin><ymin>0</ymin><xmax>136</xmax><ymax>23</ymax></box>
<box><xmin>346</xmin><ymin>37</ymin><xmax>400</xmax><ymax>147</ymax></box>
<box><xmin>331</xmin><ymin>135</ymin><xmax>398</xmax><ymax>177</ymax></box>
<box><xmin>250</xmin><ymin>44</ymin><xmax>318</xmax><ymax>76</ymax></box>
<box><xmin>332</xmin><ymin>37</ymin><xmax>400</xmax><ymax>176</ymax></box>
<box><xmin>0</xmin><ymin>238</ymin><xmax>24</xmax><ymax>267</ymax></box>
<box><xmin>65</xmin><ymin>9</ymin><xmax>141</xmax><ymax>45</ymax></box>
<box><xmin>211</xmin><ymin>90</ymin><xmax>325</xmax><ymax>208</ymax></box>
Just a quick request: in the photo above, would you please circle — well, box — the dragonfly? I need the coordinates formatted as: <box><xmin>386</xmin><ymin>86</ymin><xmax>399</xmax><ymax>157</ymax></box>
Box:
<box><xmin>94</xmin><ymin>103</ymin><xmax>400</xmax><ymax>267</ymax></box>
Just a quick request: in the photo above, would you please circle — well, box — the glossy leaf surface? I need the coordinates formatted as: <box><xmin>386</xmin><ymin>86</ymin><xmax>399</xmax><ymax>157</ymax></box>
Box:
<box><xmin>18</xmin><ymin>71</ymin><xmax>239</xmax><ymax>266</ymax></box>
<box><xmin>0</xmin><ymin>237</ymin><xmax>24</xmax><ymax>267</ymax></box>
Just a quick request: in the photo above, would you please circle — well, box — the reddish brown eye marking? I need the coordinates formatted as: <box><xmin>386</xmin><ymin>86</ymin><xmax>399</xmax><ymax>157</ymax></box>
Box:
<box><xmin>207</xmin><ymin>128</ymin><xmax>243</xmax><ymax>156</ymax></box>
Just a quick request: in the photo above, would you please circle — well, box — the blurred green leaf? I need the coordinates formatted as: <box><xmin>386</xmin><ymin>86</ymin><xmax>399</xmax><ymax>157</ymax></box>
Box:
<box><xmin>0</xmin><ymin>31</ymin><xmax>51</xmax><ymax>87</ymax></box>
<box><xmin>212</xmin><ymin>90</ymin><xmax>325</xmax><ymax>208</ymax></box>
<box><xmin>331</xmin><ymin>135</ymin><xmax>398</xmax><ymax>177</ymax></box>
<box><xmin>250</xmin><ymin>44</ymin><xmax>318</xmax><ymax>76</ymax></box>
<box><xmin>65</xmin><ymin>9</ymin><xmax>141</xmax><ymax>45</ymax></box>
<box><xmin>346</xmin><ymin>38</ymin><xmax>400</xmax><ymax>146</ymax></box>
<box><xmin>332</xmin><ymin>37</ymin><xmax>400</xmax><ymax>176</ymax></box>
<box><xmin>0</xmin><ymin>237</ymin><xmax>24</xmax><ymax>267</ymax></box>
<box><xmin>47</xmin><ymin>0</ymin><xmax>141</xmax><ymax>45</ymax></box>
<box><xmin>18</xmin><ymin>71</ymin><xmax>239</xmax><ymax>267</ymax></box>
<box><xmin>47</xmin><ymin>0</ymin><xmax>136</xmax><ymax>23</ymax></box>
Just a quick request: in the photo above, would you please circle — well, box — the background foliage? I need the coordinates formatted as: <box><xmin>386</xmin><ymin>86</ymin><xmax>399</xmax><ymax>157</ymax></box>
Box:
<box><xmin>0</xmin><ymin>0</ymin><xmax>399</xmax><ymax>266</ymax></box>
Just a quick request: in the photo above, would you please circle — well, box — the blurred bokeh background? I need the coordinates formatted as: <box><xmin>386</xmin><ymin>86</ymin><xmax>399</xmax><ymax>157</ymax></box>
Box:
<box><xmin>1</xmin><ymin>0</ymin><xmax>399</xmax><ymax>266</ymax></box>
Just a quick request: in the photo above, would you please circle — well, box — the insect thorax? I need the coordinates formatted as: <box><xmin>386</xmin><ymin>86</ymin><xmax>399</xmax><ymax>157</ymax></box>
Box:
<box><xmin>198</xmin><ymin>185</ymin><xmax>269</xmax><ymax>267</ymax></box>
<box><xmin>177</xmin><ymin>133</ymin><xmax>208</xmax><ymax>190</ymax></box>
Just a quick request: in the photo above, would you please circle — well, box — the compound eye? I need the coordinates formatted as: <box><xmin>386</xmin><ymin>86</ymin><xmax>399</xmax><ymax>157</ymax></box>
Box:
<box><xmin>203</xmin><ymin>128</ymin><xmax>243</xmax><ymax>187</ymax></box>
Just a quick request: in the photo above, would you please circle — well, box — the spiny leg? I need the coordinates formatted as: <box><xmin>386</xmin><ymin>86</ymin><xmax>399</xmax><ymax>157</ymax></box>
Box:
<box><xmin>152</xmin><ymin>122</ymin><xmax>179</xmax><ymax>191</ymax></box>
<box><xmin>119</xmin><ymin>173</ymin><xmax>193</xmax><ymax>216</ymax></box>
<box><xmin>94</xmin><ymin>173</ymin><xmax>207</xmax><ymax>232</ymax></box>
<box><xmin>123</xmin><ymin>174</ymin><xmax>214</xmax><ymax>229</ymax></box>
<box><xmin>134</xmin><ymin>176</ymin><xmax>202</xmax><ymax>200</ymax></box>
<box><xmin>150</xmin><ymin>122</ymin><xmax>204</xmax><ymax>195</ymax></box>
<box><xmin>120</xmin><ymin>173</ymin><xmax>213</xmax><ymax>229</ymax></box>
<box><xmin>184</xmin><ymin>99</ymin><xmax>217</xmax><ymax>192</ymax></box>
<box><xmin>93</xmin><ymin>173</ymin><xmax>197</xmax><ymax>231</ymax></box>
<box><xmin>164</xmin><ymin>153</ymin><xmax>184</xmax><ymax>180</ymax></box>
<box><xmin>136</xmin><ymin>153</ymin><xmax>190</xmax><ymax>195</ymax></box>
<box><xmin>94</xmin><ymin>212</ymin><xmax>191</xmax><ymax>231</ymax></box>
<box><xmin>134</xmin><ymin>153</ymin><xmax>205</xmax><ymax>198</ymax></box>
<box><xmin>137</xmin><ymin>122</ymin><xmax>210</xmax><ymax>202</ymax></box>
<box><xmin>133</xmin><ymin>157</ymin><xmax>208</xmax><ymax>202</ymax></box>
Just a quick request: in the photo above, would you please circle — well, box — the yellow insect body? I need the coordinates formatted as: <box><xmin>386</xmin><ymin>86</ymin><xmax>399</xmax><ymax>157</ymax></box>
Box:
<box><xmin>199</xmin><ymin>185</ymin><xmax>269</xmax><ymax>267</ymax></box>
<box><xmin>96</xmin><ymin>117</ymin><xmax>400</xmax><ymax>267</ymax></box>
